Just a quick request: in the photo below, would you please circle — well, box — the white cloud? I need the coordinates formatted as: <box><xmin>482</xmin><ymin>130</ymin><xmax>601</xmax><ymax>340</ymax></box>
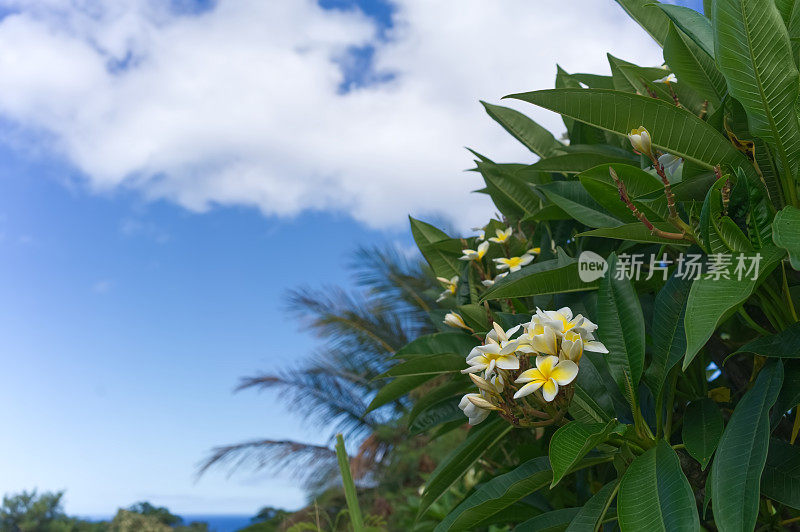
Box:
<box><xmin>0</xmin><ymin>0</ymin><xmax>664</xmax><ymax>230</ymax></box>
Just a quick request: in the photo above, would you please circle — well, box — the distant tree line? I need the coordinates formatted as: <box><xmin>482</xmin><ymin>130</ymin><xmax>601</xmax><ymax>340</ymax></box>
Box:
<box><xmin>0</xmin><ymin>491</ymin><xmax>209</xmax><ymax>532</ymax></box>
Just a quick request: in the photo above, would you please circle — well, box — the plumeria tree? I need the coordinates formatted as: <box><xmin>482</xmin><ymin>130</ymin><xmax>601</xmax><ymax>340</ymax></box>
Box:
<box><xmin>367</xmin><ymin>0</ymin><xmax>800</xmax><ymax>530</ymax></box>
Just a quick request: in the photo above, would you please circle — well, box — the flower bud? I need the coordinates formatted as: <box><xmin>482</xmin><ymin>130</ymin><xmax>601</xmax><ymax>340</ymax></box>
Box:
<box><xmin>443</xmin><ymin>312</ymin><xmax>472</xmax><ymax>331</ymax></box>
<box><xmin>467</xmin><ymin>394</ymin><xmax>501</xmax><ymax>410</ymax></box>
<box><xmin>469</xmin><ymin>373</ymin><xmax>497</xmax><ymax>394</ymax></box>
<box><xmin>628</xmin><ymin>126</ymin><xmax>652</xmax><ymax>158</ymax></box>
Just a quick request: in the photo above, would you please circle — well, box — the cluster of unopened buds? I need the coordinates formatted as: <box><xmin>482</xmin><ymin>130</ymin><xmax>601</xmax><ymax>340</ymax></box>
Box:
<box><xmin>455</xmin><ymin>307</ymin><xmax>608</xmax><ymax>427</ymax></box>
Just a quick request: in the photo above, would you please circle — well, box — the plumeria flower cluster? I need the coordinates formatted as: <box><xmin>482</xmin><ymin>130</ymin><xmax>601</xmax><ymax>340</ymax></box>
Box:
<box><xmin>455</xmin><ymin>307</ymin><xmax>608</xmax><ymax>427</ymax></box>
<box><xmin>456</xmin><ymin>223</ymin><xmax>542</xmax><ymax>292</ymax></box>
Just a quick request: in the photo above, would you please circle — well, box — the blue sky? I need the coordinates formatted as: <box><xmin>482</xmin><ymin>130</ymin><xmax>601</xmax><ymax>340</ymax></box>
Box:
<box><xmin>0</xmin><ymin>139</ymin><xmax>402</xmax><ymax>514</ymax></box>
<box><xmin>0</xmin><ymin>0</ymin><xmax>700</xmax><ymax>517</ymax></box>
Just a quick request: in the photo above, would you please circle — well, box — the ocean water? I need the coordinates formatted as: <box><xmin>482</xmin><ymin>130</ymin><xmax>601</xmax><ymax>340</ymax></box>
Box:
<box><xmin>80</xmin><ymin>514</ymin><xmax>254</xmax><ymax>532</ymax></box>
<box><xmin>183</xmin><ymin>514</ymin><xmax>254</xmax><ymax>532</ymax></box>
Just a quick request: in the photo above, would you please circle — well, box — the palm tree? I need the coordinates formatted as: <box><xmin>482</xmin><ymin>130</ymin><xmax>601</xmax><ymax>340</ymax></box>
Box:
<box><xmin>199</xmin><ymin>245</ymin><xmax>438</xmax><ymax>493</ymax></box>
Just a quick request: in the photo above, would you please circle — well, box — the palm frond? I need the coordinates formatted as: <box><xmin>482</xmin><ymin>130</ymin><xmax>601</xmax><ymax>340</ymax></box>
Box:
<box><xmin>198</xmin><ymin>439</ymin><xmax>340</xmax><ymax>491</ymax></box>
<box><xmin>236</xmin><ymin>369</ymin><xmax>384</xmax><ymax>437</ymax></box>
<box><xmin>207</xmin><ymin>244</ymin><xmax>435</xmax><ymax>486</ymax></box>
<box><xmin>287</xmin><ymin>286</ymin><xmax>407</xmax><ymax>355</ymax></box>
<box><xmin>352</xmin><ymin>245</ymin><xmax>438</xmax><ymax>320</ymax></box>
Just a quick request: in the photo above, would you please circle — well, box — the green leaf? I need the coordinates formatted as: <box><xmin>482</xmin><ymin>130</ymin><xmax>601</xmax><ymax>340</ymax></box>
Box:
<box><xmin>369</xmin><ymin>333</ymin><xmax>478</xmax><ymax>413</ymax></box>
<box><xmin>772</xmin><ymin>360</ymin><xmax>800</xmax><ymax>426</ymax></box>
<box><xmin>663</xmin><ymin>22</ymin><xmax>726</xmax><ymax>106</ymax></box>
<box><xmin>435</xmin><ymin>455</ymin><xmax>609</xmax><ymax>531</ymax></box>
<box><xmin>335</xmin><ymin>434</ymin><xmax>365</xmax><ymax>531</ymax></box>
<box><xmin>506</xmin><ymin>88</ymin><xmax>754</xmax><ymax>177</ymax></box>
<box><xmin>433</xmin><ymin>456</ymin><xmax>551</xmax><ymax>531</ymax></box>
<box><xmin>776</xmin><ymin>0</ymin><xmax>800</xmax><ymax>65</ymax></box>
<box><xmin>606</xmin><ymin>56</ymin><xmax>682</xmax><ymax>107</ymax></box>
<box><xmin>480</xmin><ymin>251</ymin><xmax>599</xmax><ymax>301</ymax></box>
<box><xmin>409</xmin><ymin>217</ymin><xmax>462</xmax><ymax>279</ymax></box>
<box><xmin>530</xmin><ymin>151</ymin><xmax>635</xmax><ymax>174</ymax></box>
<box><xmin>457</xmin><ymin>303</ymin><xmax>491</xmax><ymax>332</ymax></box>
<box><xmin>524</xmin><ymin>203</ymin><xmax>570</xmax><ymax>222</ymax></box>
<box><xmin>481</xmin><ymin>101</ymin><xmax>564</xmax><ymax>158</ymax></box>
<box><xmin>646</xmin><ymin>274</ymin><xmax>692</xmax><ymax>400</ymax></box>
<box><xmin>731</xmin><ymin>167</ymin><xmax>774</xmax><ymax>250</ymax></box>
<box><xmin>408</xmin><ymin>397</ymin><xmax>464</xmax><ymax>435</ymax></box>
<box><xmin>614</xmin><ymin>0</ymin><xmax>670</xmax><ymax>45</ymax></box>
<box><xmin>476</xmin><ymin>161</ymin><xmax>542</xmax><ymax>219</ymax></box>
<box><xmin>578</xmin><ymin>223</ymin><xmax>691</xmax><ymax>245</ymax></box>
<box><xmin>618</xmin><ymin>440</ymin><xmax>699</xmax><ymax>531</ymax></box>
<box><xmin>514</xmin><ymin>508</ymin><xmax>581</xmax><ymax>532</ymax></box>
<box><xmin>608</xmin><ymin>56</ymin><xmax>709</xmax><ymax>115</ymax></box>
<box><xmin>537</xmin><ymin>182</ymin><xmax>622</xmax><ymax>228</ymax></box>
<box><xmin>699</xmin><ymin>174</ymin><xmax>753</xmax><ymax>253</ymax></box>
<box><xmin>549</xmin><ymin>419</ymin><xmax>623</xmax><ymax>487</ymax></box>
<box><xmin>565</xmin><ymin>480</ymin><xmax>620</xmax><ymax>532</ymax></box>
<box><xmin>578</xmin><ymin>163</ymin><xmax>664</xmax><ymax>222</ymax></box>
<box><xmin>682</xmin><ymin>398</ymin><xmax>724</xmax><ymax>470</ymax></box>
<box><xmin>714</xmin><ymin>0</ymin><xmax>800</xmax><ymax>181</ymax></box>
<box><xmin>734</xmin><ymin>321</ymin><xmax>800</xmax><ymax>358</ymax></box>
<box><xmin>381</xmin><ymin>353</ymin><xmax>465</xmax><ymax>378</ymax></box>
<box><xmin>365</xmin><ymin>374</ymin><xmax>433</xmax><ymax>413</ymax></box>
<box><xmin>571</xmin><ymin>72</ymin><xmax>615</xmax><ymax>89</ymax></box>
<box><xmin>711</xmin><ymin>361</ymin><xmax>784</xmax><ymax>532</ymax></box>
<box><xmin>408</xmin><ymin>380</ymin><xmax>471</xmax><ymax>427</ymax></box>
<box><xmin>656</xmin><ymin>3</ymin><xmax>715</xmax><ymax>58</ymax></box>
<box><xmin>773</xmin><ymin>205</ymin><xmax>800</xmax><ymax>269</ymax></box>
<box><xmin>683</xmin><ymin>246</ymin><xmax>786</xmax><ymax>368</ymax></box>
<box><xmin>571</xmin><ymin>354</ymin><xmax>617</xmax><ymax>424</ymax></box>
<box><xmin>597</xmin><ymin>253</ymin><xmax>646</xmax><ymax>393</ymax></box>
<box><xmin>393</xmin><ymin>332</ymin><xmax>479</xmax><ymax>360</ymax></box>
<box><xmin>761</xmin><ymin>437</ymin><xmax>800</xmax><ymax>509</ymax></box>
<box><xmin>419</xmin><ymin>417</ymin><xmax>512</xmax><ymax>517</ymax></box>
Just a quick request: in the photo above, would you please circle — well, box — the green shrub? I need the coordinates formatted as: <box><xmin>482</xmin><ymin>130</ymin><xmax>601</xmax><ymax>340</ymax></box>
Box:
<box><xmin>371</xmin><ymin>1</ymin><xmax>800</xmax><ymax>530</ymax></box>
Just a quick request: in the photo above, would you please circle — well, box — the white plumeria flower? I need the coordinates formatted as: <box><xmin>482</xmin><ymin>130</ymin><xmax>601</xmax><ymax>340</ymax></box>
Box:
<box><xmin>488</xmin><ymin>227</ymin><xmax>513</xmax><ymax>244</ymax></box>
<box><xmin>562</xmin><ymin>316</ymin><xmax>608</xmax><ymax>353</ymax></box>
<box><xmin>560</xmin><ymin>330</ymin><xmax>584</xmax><ymax>363</ymax></box>
<box><xmin>628</xmin><ymin>126</ymin><xmax>653</xmax><ymax>158</ymax></box>
<box><xmin>481</xmin><ymin>272</ymin><xmax>508</xmax><ymax>287</ymax></box>
<box><xmin>485</xmin><ymin>321</ymin><xmax>522</xmax><ymax>347</ymax></box>
<box><xmin>516</xmin><ymin>316</ymin><xmax>560</xmax><ymax>356</ymax></box>
<box><xmin>471</xmin><ymin>226</ymin><xmax>486</xmax><ymax>241</ymax></box>
<box><xmin>459</xmin><ymin>241</ymin><xmax>490</xmax><ymax>261</ymax></box>
<box><xmin>458</xmin><ymin>392</ymin><xmax>492</xmax><ymax>425</ymax></box>
<box><xmin>462</xmin><ymin>322</ymin><xmax>521</xmax><ymax>376</ymax></box>
<box><xmin>655</xmin><ymin>73</ymin><xmax>677</xmax><ymax>84</ymax></box>
<box><xmin>513</xmin><ymin>355</ymin><xmax>579</xmax><ymax>401</ymax></box>
<box><xmin>658</xmin><ymin>153</ymin><xmax>682</xmax><ymax>175</ymax></box>
<box><xmin>494</xmin><ymin>254</ymin><xmax>534</xmax><ymax>272</ymax></box>
<box><xmin>436</xmin><ymin>276</ymin><xmax>459</xmax><ymax>302</ymax></box>
<box><xmin>444</xmin><ymin>312</ymin><xmax>472</xmax><ymax>331</ymax></box>
<box><xmin>536</xmin><ymin>307</ymin><xmax>586</xmax><ymax>336</ymax></box>
<box><xmin>527</xmin><ymin>247</ymin><xmax>541</xmax><ymax>255</ymax></box>
<box><xmin>573</xmin><ymin>330</ymin><xmax>608</xmax><ymax>354</ymax></box>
